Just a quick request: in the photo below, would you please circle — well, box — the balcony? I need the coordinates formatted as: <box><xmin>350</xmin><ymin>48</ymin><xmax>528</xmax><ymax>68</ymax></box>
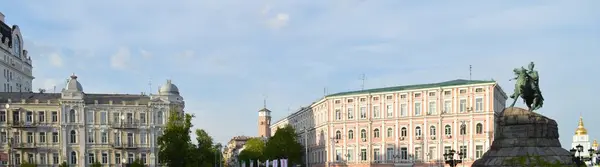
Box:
<box><xmin>10</xmin><ymin>142</ymin><xmax>37</xmax><ymax>149</ymax></box>
<box><xmin>8</xmin><ymin>121</ymin><xmax>37</xmax><ymax>128</ymax></box>
<box><xmin>111</xmin><ymin>142</ymin><xmax>141</xmax><ymax>149</ymax></box>
<box><xmin>111</xmin><ymin>121</ymin><xmax>139</xmax><ymax>129</ymax></box>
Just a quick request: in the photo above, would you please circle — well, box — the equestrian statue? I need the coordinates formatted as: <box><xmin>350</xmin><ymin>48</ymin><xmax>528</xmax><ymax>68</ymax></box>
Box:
<box><xmin>509</xmin><ymin>62</ymin><xmax>544</xmax><ymax>111</ymax></box>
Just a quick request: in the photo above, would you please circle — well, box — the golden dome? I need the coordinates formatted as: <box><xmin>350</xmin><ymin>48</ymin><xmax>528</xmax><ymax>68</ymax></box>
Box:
<box><xmin>593</xmin><ymin>139</ymin><xmax>598</xmax><ymax>148</ymax></box>
<box><xmin>575</xmin><ymin>116</ymin><xmax>587</xmax><ymax>135</ymax></box>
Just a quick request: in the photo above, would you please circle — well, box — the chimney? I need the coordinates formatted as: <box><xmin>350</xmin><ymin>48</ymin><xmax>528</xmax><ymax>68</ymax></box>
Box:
<box><xmin>0</xmin><ymin>12</ymin><xmax>5</xmax><ymax>22</ymax></box>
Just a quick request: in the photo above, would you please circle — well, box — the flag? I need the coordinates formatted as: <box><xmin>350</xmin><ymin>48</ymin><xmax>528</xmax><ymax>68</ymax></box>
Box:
<box><xmin>280</xmin><ymin>159</ymin><xmax>288</xmax><ymax>167</ymax></box>
<box><xmin>266</xmin><ymin>159</ymin><xmax>270</xmax><ymax>167</ymax></box>
<box><xmin>241</xmin><ymin>161</ymin><xmax>246</xmax><ymax>167</ymax></box>
<box><xmin>272</xmin><ymin>159</ymin><xmax>279</xmax><ymax>167</ymax></box>
<box><xmin>249</xmin><ymin>160</ymin><xmax>254</xmax><ymax>167</ymax></box>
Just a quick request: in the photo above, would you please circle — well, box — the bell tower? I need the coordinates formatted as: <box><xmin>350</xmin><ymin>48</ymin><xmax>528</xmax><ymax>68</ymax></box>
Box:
<box><xmin>258</xmin><ymin>98</ymin><xmax>272</xmax><ymax>138</ymax></box>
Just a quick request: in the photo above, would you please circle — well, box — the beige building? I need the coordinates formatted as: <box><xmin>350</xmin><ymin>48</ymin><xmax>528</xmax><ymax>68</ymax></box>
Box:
<box><xmin>270</xmin><ymin>79</ymin><xmax>507</xmax><ymax>167</ymax></box>
<box><xmin>1</xmin><ymin>12</ymin><xmax>34</xmax><ymax>93</ymax></box>
<box><xmin>223</xmin><ymin>136</ymin><xmax>252</xmax><ymax>167</ymax></box>
<box><xmin>0</xmin><ymin>74</ymin><xmax>185</xmax><ymax>166</ymax></box>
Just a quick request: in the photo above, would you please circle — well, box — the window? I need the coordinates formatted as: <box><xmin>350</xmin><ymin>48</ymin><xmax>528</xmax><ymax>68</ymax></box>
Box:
<box><xmin>38</xmin><ymin>111</ymin><xmax>45</xmax><ymax>122</ymax></box>
<box><xmin>428</xmin><ymin>101</ymin><xmax>436</xmax><ymax>115</ymax></box>
<box><xmin>400</xmin><ymin>104</ymin><xmax>407</xmax><ymax>116</ymax></box>
<box><xmin>335</xmin><ymin>131</ymin><xmax>342</xmax><ymax>139</ymax></box>
<box><xmin>28</xmin><ymin>153</ymin><xmax>34</xmax><ymax>163</ymax></box>
<box><xmin>128</xmin><ymin>153</ymin><xmax>134</xmax><ymax>163</ymax></box>
<box><xmin>414</xmin><ymin>93</ymin><xmax>421</xmax><ymax>98</ymax></box>
<box><xmin>445</xmin><ymin>125</ymin><xmax>452</xmax><ymax>135</ymax></box>
<box><xmin>26</xmin><ymin>111</ymin><xmax>33</xmax><ymax>123</ymax></box>
<box><xmin>347</xmin><ymin>149</ymin><xmax>354</xmax><ymax>161</ymax></box>
<box><xmin>386</xmin><ymin>95</ymin><xmax>393</xmax><ymax>100</ymax></box>
<box><xmin>100</xmin><ymin>112</ymin><xmax>107</xmax><ymax>124</ymax></box>
<box><xmin>359</xmin><ymin>107</ymin><xmax>367</xmax><ymax>119</ymax></box>
<box><xmin>460</xmin><ymin>146</ymin><xmax>468</xmax><ymax>158</ymax></box>
<box><xmin>360</xmin><ymin>98</ymin><xmax>366</xmax><ymax>102</ymax></box>
<box><xmin>386</xmin><ymin>147</ymin><xmax>394</xmax><ymax>161</ymax></box>
<box><xmin>414</xmin><ymin>102</ymin><xmax>421</xmax><ymax>116</ymax></box>
<box><xmin>52</xmin><ymin>111</ymin><xmax>58</xmax><ymax>122</ymax></box>
<box><xmin>347</xmin><ymin>99</ymin><xmax>354</xmax><ymax>103</ymax></box>
<box><xmin>444</xmin><ymin>100</ymin><xmax>452</xmax><ymax>113</ymax></box>
<box><xmin>460</xmin><ymin>124</ymin><xmax>466</xmax><ymax>135</ymax></box>
<box><xmin>15</xmin><ymin>154</ymin><xmax>21</xmax><ymax>165</ymax></box>
<box><xmin>400</xmin><ymin>94</ymin><xmax>407</xmax><ymax>99</ymax></box>
<box><xmin>70</xmin><ymin>130</ymin><xmax>77</xmax><ymax>143</ymax></box>
<box><xmin>347</xmin><ymin>108</ymin><xmax>354</xmax><ymax>119</ymax></box>
<box><xmin>360</xmin><ymin>149</ymin><xmax>367</xmax><ymax>161</ymax></box>
<box><xmin>335</xmin><ymin>100</ymin><xmax>340</xmax><ymax>104</ymax></box>
<box><xmin>27</xmin><ymin>132</ymin><xmax>33</xmax><ymax>143</ymax></box>
<box><xmin>113</xmin><ymin>113</ymin><xmax>120</xmax><ymax>124</ymax></box>
<box><xmin>140</xmin><ymin>113</ymin><xmax>146</xmax><ymax>124</ymax></box>
<box><xmin>444</xmin><ymin>146</ymin><xmax>452</xmax><ymax>154</ymax></box>
<box><xmin>475</xmin><ymin>88</ymin><xmax>484</xmax><ymax>93</ymax></box>
<box><xmin>476</xmin><ymin>123</ymin><xmax>483</xmax><ymax>134</ymax></box>
<box><xmin>459</xmin><ymin>89</ymin><xmax>467</xmax><ymax>94</ymax></box>
<box><xmin>140</xmin><ymin>132</ymin><xmax>147</xmax><ymax>144</ymax></box>
<box><xmin>444</xmin><ymin>90</ymin><xmax>451</xmax><ymax>96</ymax></box>
<box><xmin>335</xmin><ymin>149</ymin><xmax>341</xmax><ymax>161</ymax></box>
<box><xmin>102</xmin><ymin>132</ymin><xmax>108</xmax><ymax>143</ymax></box>
<box><xmin>70</xmin><ymin>151</ymin><xmax>77</xmax><ymax>164</ymax></box>
<box><xmin>348</xmin><ymin>130</ymin><xmax>354</xmax><ymax>139</ymax></box>
<box><xmin>459</xmin><ymin>99</ymin><xmax>467</xmax><ymax>113</ymax></box>
<box><xmin>386</xmin><ymin>128</ymin><xmax>393</xmax><ymax>138</ymax></box>
<box><xmin>429</xmin><ymin>92</ymin><xmax>436</xmax><ymax>96</ymax></box>
<box><xmin>475</xmin><ymin>98</ymin><xmax>483</xmax><ymax>112</ymax></box>
<box><xmin>141</xmin><ymin>153</ymin><xmax>147</xmax><ymax>164</ymax></box>
<box><xmin>386</xmin><ymin>105</ymin><xmax>393</xmax><ymax>117</ymax></box>
<box><xmin>88</xmin><ymin>130</ymin><xmax>95</xmax><ymax>143</ymax></box>
<box><xmin>69</xmin><ymin>109</ymin><xmax>76</xmax><ymax>123</ymax></box>
<box><xmin>373</xmin><ymin>148</ymin><xmax>381</xmax><ymax>161</ymax></box>
<box><xmin>476</xmin><ymin>145</ymin><xmax>483</xmax><ymax>159</ymax></box>
<box><xmin>414</xmin><ymin>147</ymin><xmax>422</xmax><ymax>160</ymax></box>
<box><xmin>428</xmin><ymin>147</ymin><xmax>436</xmax><ymax>160</ymax></box>
<box><xmin>0</xmin><ymin>111</ymin><xmax>5</xmax><ymax>122</ymax></box>
<box><xmin>88</xmin><ymin>153</ymin><xmax>95</xmax><ymax>164</ymax></box>
<box><xmin>102</xmin><ymin>153</ymin><xmax>108</xmax><ymax>164</ymax></box>
<box><xmin>373</xmin><ymin>129</ymin><xmax>380</xmax><ymax>138</ymax></box>
<box><xmin>115</xmin><ymin>153</ymin><xmax>121</xmax><ymax>164</ymax></box>
<box><xmin>53</xmin><ymin>153</ymin><xmax>59</xmax><ymax>164</ymax></box>
<box><xmin>335</xmin><ymin>109</ymin><xmax>341</xmax><ymax>120</ymax></box>
<box><xmin>373</xmin><ymin>97</ymin><xmax>379</xmax><ymax>101</ymax></box>
<box><xmin>360</xmin><ymin>129</ymin><xmax>367</xmax><ymax>140</ymax></box>
<box><xmin>401</xmin><ymin>127</ymin><xmax>407</xmax><ymax>137</ymax></box>
<box><xmin>87</xmin><ymin>111</ymin><xmax>94</xmax><ymax>123</ymax></box>
<box><xmin>415</xmin><ymin>127</ymin><xmax>422</xmax><ymax>136</ymax></box>
<box><xmin>400</xmin><ymin>147</ymin><xmax>408</xmax><ymax>159</ymax></box>
<box><xmin>53</xmin><ymin>132</ymin><xmax>59</xmax><ymax>143</ymax></box>
<box><xmin>0</xmin><ymin>132</ymin><xmax>5</xmax><ymax>143</ymax></box>
<box><xmin>430</xmin><ymin>126</ymin><xmax>436</xmax><ymax>136</ymax></box>
<box><xmin>373</xmin><ymin>106</ymin><xmax>380</xmax><ymax>118</ymax></box>
<box><xmin>39</xmin><ymin>132</ymin><xmax>46</xmax><ymax>143</ymax></box>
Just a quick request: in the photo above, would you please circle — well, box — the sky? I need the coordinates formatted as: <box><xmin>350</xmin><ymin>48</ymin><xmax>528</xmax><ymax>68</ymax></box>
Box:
<box><xmin>1</xmin><ymin>0</ymin><xmax>599</xmax><ymax>149</ymax></box>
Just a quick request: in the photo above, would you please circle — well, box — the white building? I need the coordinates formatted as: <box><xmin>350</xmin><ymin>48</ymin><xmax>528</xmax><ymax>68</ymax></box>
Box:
<box><xmin>571</xmin><ymin>116</ymin><xmax>596</xmax><ymax>165</ymax></box>
<box><xmin>0</xmin><ymin>12</ymin><xmax>34</xmax><ymax>93</ymax></box>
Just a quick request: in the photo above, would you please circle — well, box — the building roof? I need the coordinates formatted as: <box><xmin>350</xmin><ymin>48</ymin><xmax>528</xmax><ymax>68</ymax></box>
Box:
<box><xmin>326</xmin><ymin>79</ymin><xmax>495</xmax><ymax>97</ymax></box>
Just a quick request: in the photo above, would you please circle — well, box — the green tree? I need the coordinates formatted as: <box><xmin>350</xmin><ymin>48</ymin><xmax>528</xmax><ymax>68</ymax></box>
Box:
<box><xmin>90</xmin><ymin>161</ymin><xmax>102</xmax><ymax>167</ymax></box>
<box><xmin>130</xmin><ymin>159</ymin><xmax>145</xmax><ymax>167</ymax></box>
<box><xmin>238</xmin><ymin>137</ymin><xmax>266</xmax><ymax>162</ymax></box>
<box><xmin>157</xmin><ymin>108</ymin><xmax>196</xmax><ymax>167</ymax></box>
<box><xmin>264</xmin><ymin>125</ymin><xmax>304</xmax><ymax>165</ymax></box>
<box><xmin>58</xmin><ymin>161</ymin><xmax>68</xmax><ymax>167</ymax></box>
<box><xmin>194</xmin><ymin>129</ymin><xmax>217</xmax><ymax>166</ymax></box>
<box><xmin>20</xmin><ymin>161</ymin><xmax>37</xmax><ymax>167</ymax></box>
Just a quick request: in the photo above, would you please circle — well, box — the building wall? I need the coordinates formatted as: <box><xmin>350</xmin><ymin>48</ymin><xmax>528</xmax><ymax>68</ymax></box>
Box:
<box><xmin>271</xmin><ymin>81</ymin><xmax>507</xmax><ymax>167</ymax></box>
<box><xmin>0</xmin><ymin>15</ymin><xmax>34</xmax><ymax>93</ymax></box>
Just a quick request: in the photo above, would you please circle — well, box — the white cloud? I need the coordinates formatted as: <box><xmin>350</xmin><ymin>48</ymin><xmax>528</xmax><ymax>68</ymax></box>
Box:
<box><xmin>140</xmin><ymin>49</ymin><xmax>152</xmax><ymax>59</ymax></box>
<box><xmin>110</xmin><ymin>47</ymin><xmax>131</xmax><ymax>70</ymax></box>
<box><xmin>266</xmin><ymin>13</ymin><xmax>290</xmax><ymax>29</ymax></box>
<box><xmin>48</xmin><ymin>53</ymin><xmax>63</xmax><ymax>67</ymax></box>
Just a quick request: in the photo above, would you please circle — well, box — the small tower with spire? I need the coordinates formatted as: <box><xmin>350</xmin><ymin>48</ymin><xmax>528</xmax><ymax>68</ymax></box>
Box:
<box><xmin>572</xmin><ymin>116</ymin><xmax>592</xmax><ymax>159</ymax></box>
<box><xmin>258</xmin><ymin>97</ymin><xmax>272</xmax><ymax>138</ymax></box>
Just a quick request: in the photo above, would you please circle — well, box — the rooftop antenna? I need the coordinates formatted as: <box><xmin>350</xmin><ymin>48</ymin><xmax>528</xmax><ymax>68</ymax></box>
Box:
<box><xmin>148</xmin><ymin>77</ymin><xmax>152</xmax><ymax>95</ymax></box>
<box><xmin>323</xmin><ymin>87</ymin><xmax>327</xmax><ymax>97</ymax></box>
<box><xmin>469</xmin><ymin>65</ymin><xmax>472</xmax><ymax>80</ymax></box>
<box><xmin>53</xmin><ymin>85</ymin><xmax>56</xmax><ymax>93</ymax></box>
<box><xmin>360</xmin><ymin>74</ymin><xmax>366</xmax><ymax>90</ymax></box>
<box><xmin>263</xmin><ymin>94</ymin><xmax>268</xmax><ymax>108</ymax></box>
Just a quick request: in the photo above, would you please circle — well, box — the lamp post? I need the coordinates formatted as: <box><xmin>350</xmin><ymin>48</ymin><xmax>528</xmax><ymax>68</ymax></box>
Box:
<box><xmin>443</xmin><ymin>149</ymin><xmax>463</xmax><ymax>167</ymax></box>
<box><xmin>588</xmin><ymin>148</ymin><xmax>596</xmax><ymax>166</ymax></box>
<box><xmin>122</xmin><ymin>157</ymin><xmax>127</xmax><ymax>167</ymax></box>
<box><xmin>303</xmin><ymin>128</ymin><xmax>308</xmax><ymax>167</ymax></box>
<box><xmin>459</xmin><ymin>121</ymin><xmax>468</xmax><ymax>167</ymax></box>
<box><xmin>570</xmin><ymin>144</ymin><xmax>585</xmax><ymax>167</ymax></box>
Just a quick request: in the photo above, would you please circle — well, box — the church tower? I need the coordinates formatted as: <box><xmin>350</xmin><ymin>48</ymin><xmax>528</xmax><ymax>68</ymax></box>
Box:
<box><xmin>258</xmin><ymin>99</ymin><xmax>272</xmax><ymax>138</ymax></box>
<box><xmin>572</xmin><ymin>116</ymin><xmax>591</xmax><ymax>158</ymax></box>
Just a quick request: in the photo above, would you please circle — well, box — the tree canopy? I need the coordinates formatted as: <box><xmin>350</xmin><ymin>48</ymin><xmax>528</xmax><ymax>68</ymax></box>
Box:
<box><xmin>238</xmin><ymin>137</ymin><xmax>266</xmax><ymax>162</ymax></box>
<box><xmin>264</xmin><ymin>125</ymin><xmax>304</xmax><ymax>165</ymax></box>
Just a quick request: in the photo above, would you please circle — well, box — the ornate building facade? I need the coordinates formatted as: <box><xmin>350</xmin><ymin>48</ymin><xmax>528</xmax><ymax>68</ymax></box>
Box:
<box><xmin>0</xmin><ymin>12</ymin><xmax>34</xmax><ymax>93</ymax></box>
<box><xmin>0</xmin><ymin>74</ymin><xmax>184</xmax><ymax>166</ymax></box>
<box><xmin>270</xmin><ymin>79</ymin><xmax>508</xmax><ymax>167</ymax></box>
<box><xmin>571</xmin><ymin>116</ymin><xmax>594</xmax><ymax>164</ymax></box>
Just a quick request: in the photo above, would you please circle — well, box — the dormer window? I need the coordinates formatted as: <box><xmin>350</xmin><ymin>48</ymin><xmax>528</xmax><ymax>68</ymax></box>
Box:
<box><xmin>444</xmin><ymin>91</ymin><xmax>452</xmax><ymax>96</ymax></box>
<box><xmin>459</xmin><ymin>89</ymin><xmax>467</xmax><ymax>94</ymax></box>
<box><xmin>475</xmin><ymin>88</ymin><xmax>484</xmax><ymax>93</ymax></box>
<box><xmin>13</xmin><ymin>36</ymin><xmax>21</xmax><ymax>57</ymax></box>
<box><xmin>428</xmin><ymin>92</ymin><xmax>436</xmax><ymax>96</ymax></box>
<box><xmin>414</xmin><ymin>93</ymin><xmax>422</xmax><ymax>98</ymax></box>
<box><xmin>347</xmin><ymin>99</ymin><xmax>354</xmax><ymax>103</ymax></box>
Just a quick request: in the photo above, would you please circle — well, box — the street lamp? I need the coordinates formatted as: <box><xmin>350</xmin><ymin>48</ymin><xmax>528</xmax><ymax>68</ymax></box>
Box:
<box><xmin>443</xmin><ymin>150</ymin><xmax>463</xmax><ymax>167</ymax></box>
<box><xmin>303</xmin><ymin>128</ymin><xmax>308</xmax><ymax>167</ymax></box>
<box><xmin>588</xmin><ymin>148</ymin><xmax>596</xmax><ymax>166</ymax></box>
<box><xmin>570</xmin><ymin>144</ymin><xmax>585</xmax><ymax>166</ymax></box>
<box><xmin>122</xmin><ymin>158</ymin><xmax>127</xmax><ymax>167</ymax></box>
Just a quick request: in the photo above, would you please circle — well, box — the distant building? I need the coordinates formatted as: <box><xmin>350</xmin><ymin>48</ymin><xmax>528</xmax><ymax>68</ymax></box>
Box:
<box><xmin>571</xmin><ymin>116</ymin><xmax>594</xmax><ymax>165</ymax></box>
<box><xmin>270</xmin><ymin>79</ymin><xmax>508</xmax><ymax>167</ymax></box>
<box><xmin>0</xmin><ymin>12</ymin><xmax>34</xmax><ymax>93</ymax></box>
<box><xmin>223</xmin><ymin>136</ymin><xmax>252</xmax><ymax>167</ymax></box>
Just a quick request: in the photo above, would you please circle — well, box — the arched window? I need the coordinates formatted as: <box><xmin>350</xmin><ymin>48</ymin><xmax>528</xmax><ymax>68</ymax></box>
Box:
<box><xmin>415</xmin><ymin>126</ymin><xmax>422</xmax><ymax>136</ymax></box>
<box><xmin>335</xmin><ymin>131</ymin><xmax>342</xmax><ymax>139</ymax></box>
<box><xmin>387</xmin><ymin>128</ymin><xmax>393</xmax><ymax>138</ymax></box>
<box><xmin>70</xmin><ymin>130</ymin><xmax>77</xmax><ymax>143</ymax></box>
<box><xmin>476</xmin><ymin>123</ymin><xmax>483</xmax><ymax>134</ymax></box>
<box><xmin>348</xmin><ymin>130</ymin><xmax>354</xmax><ymax>139</ymax></box>
<box><xmin>430</xmin><ymin>126</ymin><xmax>436</xmax><ymax>136</ymax></box>
<box><xmin>401</xmin><ymin>127</ymin><xmax>407</xmax><ymax>137</ymax></box>
<box><xmin>460</xmin><ymin>124</ymin><xmax>467</xmax><ymax>135</ymax></box>
<box><xmin>445</xmin><ymin>125</ymin><xmax>452</xmax><ymax>135</ymax></box>
<box><xmin>360</xmin><ymin>129</ymin><xmax>367</xmax><ymax>140</ymax></box>
<box><xmin>13</xmin><ymin>36</ymin><xmax>21</xmax><ymax>56</ymax></box>
<box><xmin>69</xmin><ymin>109</ymin><xmax>76</xmax><ymax>123</ymax></box>
<box><xmin>70</xmin><ymin>151</ymin><xmax>77</xmax><ymax>164</ymax></box>
<box><xmin>373</xmin><ymin>128</ymin><xmax>380</xmax><ymax>138</ymax></box>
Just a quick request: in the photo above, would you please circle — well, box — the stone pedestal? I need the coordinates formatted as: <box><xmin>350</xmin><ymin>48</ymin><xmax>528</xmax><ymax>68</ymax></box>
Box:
<box><xmin>472</xmin><ymin>107</ymin><xmax>574</xmax><ymax>167</ymax></box>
